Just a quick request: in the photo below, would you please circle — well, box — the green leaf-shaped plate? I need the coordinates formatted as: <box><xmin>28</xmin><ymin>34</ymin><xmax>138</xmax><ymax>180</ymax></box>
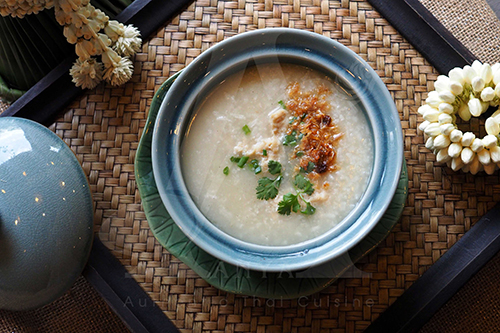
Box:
<box><xmin>135</xmin><ymin>73</ymin><xmax>408</xmax><ymax>299</ymax></box>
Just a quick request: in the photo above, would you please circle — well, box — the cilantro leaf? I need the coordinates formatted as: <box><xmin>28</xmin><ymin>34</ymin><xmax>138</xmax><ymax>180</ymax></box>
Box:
<box><xmin>277</xmin><ymin>174</ymin><xmax>316</xmax><ymax>216</ymax></box>
<box><xmin>268</xmin><ymin>160</ymin><xmax>282</xmax><ymax>175</ymax></box>
<box><xmin>283</xmin><ymin>130</ymin><xmax>297</xmax><ymax>146</ymax></box>
<box><xmin>300</xmin><ymin>161</ymin><xmax>316</xmax><ymax>173</ymax></box>
<box><xmin>301</xmin><ymin>202</ymin><xmax>316</xmax><ymax>215</ymax></box>
<box><xmin>294</xmin><ymin>174</ymin><xmax>314</xmax><ymax>195</ymax></box>
<box><xmin>256</xmin><ymin>175</ymin><xmax>282</xmax><ymax>200</ymax></box>
<box><xmin>277</xmin><ymin>193</ymin><xmax>300</xmax><ymax>215</ymax></box>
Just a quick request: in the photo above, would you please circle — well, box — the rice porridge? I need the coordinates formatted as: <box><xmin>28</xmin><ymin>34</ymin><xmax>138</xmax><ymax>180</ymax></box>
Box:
<box><xmin>180</xmin><ymin>63</ymin><xmax>373</xmax><ymax>246</ymax></box>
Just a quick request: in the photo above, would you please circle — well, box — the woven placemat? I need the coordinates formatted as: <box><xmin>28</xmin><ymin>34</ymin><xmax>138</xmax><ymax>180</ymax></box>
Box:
<box><xmin>0</xmin><ymin>276</ymin><xmax>129</xmax><ymax>333</ymax></box>
<box><xmin>0</xmin><ymin>100</ymin><xmax>8</xmax><ymax>115</ymax></box>
<box><xmin>420</xmin><ymin>0</ymin><xmax>500</xmax><ymax>64</ymax></box>
<box><xmin>44</xmin><ymin>0</ymin><xmax>499</xmax><ymax>332</ymax></box>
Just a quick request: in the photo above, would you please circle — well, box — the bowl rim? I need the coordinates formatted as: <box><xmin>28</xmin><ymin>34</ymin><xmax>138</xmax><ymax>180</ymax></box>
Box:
<box><xmin>152</xmin><ymin>28</ymin><xmax>403</xmax><ymax>272</ymax></box>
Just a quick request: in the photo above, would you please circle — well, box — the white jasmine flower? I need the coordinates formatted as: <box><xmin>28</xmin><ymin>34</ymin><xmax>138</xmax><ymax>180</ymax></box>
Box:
<box><xmin>70</xmin><ymin>58</ymin><xmax>103</xmax><ymax>89</ymax></box>
<box><xmin>418</xmin><ymin>104</ymin><xmax>434</xmax><ymax>116</ymax></box>
<box><xmin>418</xmin><ymin>120</ymin><xmax>430</xmax><ymax>131</ymax></box>
<box><xmin>424</xmin><ymin>123</ymin><xmax>441</xmax><ymax>137</ymax></box>
<box><xmin>438</xmin><ymin>91</ymin><xmax>455</xmax><ymax>103</ymax></box>
<box><xmin>448</xmin><ymin>142</ymin><xmax>462</xmax><ymax>158</ymax></box>
<box><xmin>461</xmin><ymin>147</ymin><xmax>475</xmax><ymax>164</ymax></box>
<box><xmin>493</xmin><ymin>70</ymin><xmax>500</xmax><ymax>86</ymax></box>
<box><xmin>457</xmin><ymin>103</ymin><xmax>472</xmax><ymax>121</ymax></box>
<box><xmin>449</xmin><ymin>129</ymin><xmax>463</xmax><ymax>143</ymax></box>
<box><xmin>494</xmin><ymin>84</ymin><xmax>500</xmax><ymax>98</ymax></box>
<box><xmin>484</xmin><ymin>162</ymin><xmax>496</xmax><ymax>175</ymax></box>
<box><xmin>103</xmin><ymin>20</ymin><xmax>123</xmax><ymax>42</ymax></box>
<box><xmin>436</xmin><ymin>148</ymin><xmax>451</xmax><ymax>163</ymax></box>
<box><xmin>491</xmin><ymin>109</ymin><xmax>500</xmax><ymax>123</ymax></box>
<box><xmin>478</xmin><ymin>149</ymin><xmax>491</xmax><ymax>165</ymax></box>
<box><xmin>471</xmin><ymin>60</ymin><xmax>483</xmax><ymax>74</ymax></box>
<box><xmin>423</xmin><ymin>108</ymin><xmax>439</xmax><ymax>122</ymax></box>
<box><xmin>114</xmin><ymin>24</ymin><xmax>142</xmax><ymax>57</ymax></box>
<box><xmin>483</xmin><ymin>135</ymin><xmax>498</xmax><ymax>149</ymax></box>
<box><xmin>463</xmin><ymin>65</ymin><xmax>477</xmax><ymax>84</ymax></box>
<box><xmin>440</xmin><ymin>123</ymin><xmax>455</xmax><ymax>136</ymax></box>
<box><xmin>449</xmin><ymin>81</ymin><xmax>463</xmax><ymax>95</ymax></box>
<box><xmin>461</xmin><ymin>132</ymin><xmax>476</xmax><ymax>147</ymax></box>
<box><xmin>438</xmin><ymin>103</ymin><xmax>454</xmax><ymax>114</ymax></box>
<box><xmin>102</xmin><ymin>49</ymin><xmax>133</xmax><ymax>86</ymax></box>
<box><xmin>433</xmin><ymin>134</ymin><xmax>451</xmax><ymax>149</ymax></box>
<box><xmin>469</xmin><ymin>155</ymin><xmax>482</xmax><ymax>174</ymax></box>
<box><xmin>75</xmin><ymin>39</ymin><xmax>95</xmax><ymax>59</ymax></box>
<box><xmin>434</xmin><ymin>75</ymin><xmax>451</xmax><ymax>93</ymax></box>
<box><xmin>425</xmin><ymin>137</ymin><xmax>435</xmax><ymax>150</ymax></box>
<box><xmin>480</xmin><ymin>63</ymin><xmax>493</xmax><ymax>83</ymax></box>
<box><xmin>471</xmin><ymin>76</ymin><xmax>485</xmax><ymax>92</ymax></box>
<box><xmin>481</xmin><ymin>87</ymin><xmax>495</xmax><ymax>101</ymax></box>
<box><xmin>438</xmin><ymin>113</ymin><xmax>453</xmax><ymax>125</ymax></box>
<box><xmin>471</xmin><ymin>138</ymin><xmax>484</xmax><ymax>152</ymax></box>
<box><xmin>490</xmin><ymin>145</ymin><xmax>500</xmax><ymax>163</ymax></box>
<box><xmin>485</xmin><ymin>117</ymin><xmax>500</xmax><ymax>135</ymax></box>
<box><xmin>468</xmin><ymin>97</ymin><xmax>483</xmax><ymax>117</ymax></box>
<box><xmin>425</xmin><ymin>91</ymin><xmax>442</xmax><ymax>107</ymax></box>
<box><xmin>450</xmin><ymin>157</ymin><xmax>464</xmax><ymax>171</ymax></box>
<box><xmin>63</xmin><ymin>24</ymin><xmax>78</xmax><ymax>44</ymax></box>
<box><xmin>448</xmin><ymin>67</ymin><xmax>465</xmax><ymax>84</ymax></box>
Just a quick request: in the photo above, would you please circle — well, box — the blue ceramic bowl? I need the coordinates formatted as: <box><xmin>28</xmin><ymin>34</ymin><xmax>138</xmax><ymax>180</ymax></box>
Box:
<box><xmin>152</xmin><ymin>28</ymin><xmax>403</xmax><ymax>272</ymax></box>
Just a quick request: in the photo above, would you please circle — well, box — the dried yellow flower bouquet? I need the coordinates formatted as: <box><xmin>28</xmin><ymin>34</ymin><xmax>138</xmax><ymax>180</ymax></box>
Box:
<box><xmin>0</xmin><ymin>0</ymin><xmax>142</xmax><ymax>89</ymax></box>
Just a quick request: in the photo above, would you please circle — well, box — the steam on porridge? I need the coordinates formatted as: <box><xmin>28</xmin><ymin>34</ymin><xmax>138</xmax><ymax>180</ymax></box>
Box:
<box><xmin>181</xmin><ymin>63</ymin><xmax>373</xmax><ymax>246</ymax></box>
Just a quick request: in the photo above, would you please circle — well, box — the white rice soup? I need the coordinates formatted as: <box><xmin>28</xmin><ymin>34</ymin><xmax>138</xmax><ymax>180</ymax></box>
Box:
<box><xmin>181</xmin><ymin>63</ymin><xmax>373</xmax><ymax>246</ymax></box>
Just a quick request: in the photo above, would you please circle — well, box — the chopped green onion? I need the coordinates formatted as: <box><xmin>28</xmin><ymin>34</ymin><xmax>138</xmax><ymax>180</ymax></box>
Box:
<box><xmin>230</xmin><ymin>156</ymin><xmax>241</xmax><ymax>163</ymax></box>
<box><xmin>249</xmin><ymin>159</ymin><xmax>262</xmax><ymax>174</ymax></box>
<box><xmin>278</xmin><ymin>100</ymin><xmax>287</xmax><ymax>109</ymax></box>
<box><xmin>242</xmin><ymin>124</ymin><xmax>251</xmax><ymax>135</ymax></box>
<box><xmin>263</xmin><ymin>149</ymin><xmax>267</xmax><ymax>156</ymax></box>
<box><xmin>223</xmin><ymin>166</ymin><xmax>229</xmax><ymax>175</ymax></box>
<box><xmin>237</xmin><ymin>156</ymin><xmax>249</xmax><ymax>168</ymax></box>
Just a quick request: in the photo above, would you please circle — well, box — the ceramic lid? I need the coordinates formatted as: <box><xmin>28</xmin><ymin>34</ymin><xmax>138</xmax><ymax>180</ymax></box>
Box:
<box><xmin>0</xmin><ymin>117</ymin><xmax>94</xmax><ymax>311</ymax></box>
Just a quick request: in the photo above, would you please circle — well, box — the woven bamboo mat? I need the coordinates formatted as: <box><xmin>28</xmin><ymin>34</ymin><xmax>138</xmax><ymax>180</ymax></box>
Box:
<box><xmin>46</xmin><ymin>0</ymin><xmax>499</xmax><ymax>332</ymax></box>
<box><xmin>0</xmin><ymin>100</ymin><xmax>8</xmax><ymax>115</ymax></box>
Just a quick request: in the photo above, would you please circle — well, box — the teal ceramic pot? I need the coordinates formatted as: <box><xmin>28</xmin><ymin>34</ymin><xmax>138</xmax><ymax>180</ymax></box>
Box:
<box><xmin>0</xmin><ymin>117</ymin><xmax>94</xmax><ymax>311</ymax></box>
<box><xmin>151</xmin><ymin>28</ymin><xmax>404</xmax><ymax>272</ymax></box>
